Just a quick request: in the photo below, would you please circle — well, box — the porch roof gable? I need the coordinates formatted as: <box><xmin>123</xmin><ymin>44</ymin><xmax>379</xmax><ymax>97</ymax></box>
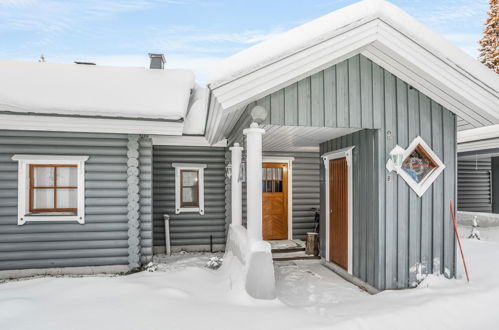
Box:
<box><xmin>205</xmin><ymin>0</ymin><xmax>499</xmax><ymax>144</ymax></box>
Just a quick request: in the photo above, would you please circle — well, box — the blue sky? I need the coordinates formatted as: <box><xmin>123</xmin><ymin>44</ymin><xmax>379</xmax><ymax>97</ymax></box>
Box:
<box><xmin>0</xmin><ymin>0</ymin><xmax>490</xmax><ymax>83</ymax></box>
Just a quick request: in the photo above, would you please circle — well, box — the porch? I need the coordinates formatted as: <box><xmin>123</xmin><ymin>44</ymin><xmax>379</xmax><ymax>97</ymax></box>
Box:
<box><xmin>269</xmin><ymin>239</ymin><xmax>320</xmax><ymax>261</ymax></box>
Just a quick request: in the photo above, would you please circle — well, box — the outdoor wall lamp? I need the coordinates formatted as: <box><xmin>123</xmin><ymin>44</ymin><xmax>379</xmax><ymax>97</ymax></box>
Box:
<box><xmin>250</xmin><ymin>105</ymin><xmax>268</xmax><ymax>125</ymax></box>
<box><xmin>386</xmin><ymin>145</ymin><xmax>405</xmax><ymax>173</ymax></box>
<box><xmin>225</xmin><ymin>163</ymin><xmax>232</xmax><ymax>179</ymax></box>
<box><xmin>238</xmin><ymin>161</ymin><xmax>246</xmax><ymax>183</ymax></box>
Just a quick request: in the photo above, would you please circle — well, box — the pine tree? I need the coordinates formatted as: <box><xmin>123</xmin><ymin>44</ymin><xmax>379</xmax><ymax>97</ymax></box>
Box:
<box><xmin>480</xmin><ymin>0</ymin><xmax>499</xmax><ymax>73</ymax></box>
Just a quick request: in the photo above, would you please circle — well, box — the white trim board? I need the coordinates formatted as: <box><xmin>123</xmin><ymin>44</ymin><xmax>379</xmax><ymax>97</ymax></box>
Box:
<box><xmin>151</xmin><ymin>135</ymin><xmax>227</xmax><ymax>147</ymax></box>
<box><xmin>263</xmin><ymin>156</ymin><xmax>295</xmax><ymax>240</ymax></box>
<box><xmin>172</xmin><ymin>163</ymin><xmax>207</xmax><ymax>215</ymax></box>
<box><xmin>0</xmin><ymin>114</ymin><xmax>184</xmax><ymax>135</ymax></box>
<box><xmin>322</xmin><ymin>147</ymin><xmax>354</xmax><ymax>274</ymax></box>
<box><xmin>11</xmin><ymin>155</ymin><xmax>88</xmax><ymax>225</ymax></box>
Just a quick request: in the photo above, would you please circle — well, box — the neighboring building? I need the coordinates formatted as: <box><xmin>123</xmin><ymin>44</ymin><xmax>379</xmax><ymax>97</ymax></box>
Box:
<box><xmin>1</xmin><ymin>0</ymin><xmax>499</xmax><ymax>293</ymax></box>
<box><xmin>457</xmin><ymin>125</ymin><xmax>499</xmax><ymax>214</ymax></box>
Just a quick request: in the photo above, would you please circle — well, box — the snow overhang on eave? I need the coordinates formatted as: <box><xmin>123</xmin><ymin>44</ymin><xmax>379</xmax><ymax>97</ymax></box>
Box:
<box><xmin>457</xmin><ymin>124</ymin><xmax>499</xmax><ymax>154</ymax></box>
<box><xmin>0</xmin><ymin>112</ymin><xmax>184</xmax><ymax>136</ymax></box>
<box><xmin>205</xmin><ymin>0</ymin><xmax>499</xmax><ymax>145</ymax></box>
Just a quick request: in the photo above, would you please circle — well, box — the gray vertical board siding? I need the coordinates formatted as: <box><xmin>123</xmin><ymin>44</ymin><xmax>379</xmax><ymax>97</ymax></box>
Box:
<box><xmin>319</xmin><ymin>82</ymin><xmax>456</xmax><ymax>290</ymax></box>
<box><xmin>373</xmin><ymin>70</ymin><xmax>456</xmax><ymax>289</ymax></box>
<box><xmin>419</xmin><ymin>94</ymin><xmax>433</xmax><ymax>276</ymax></box>
<box><xmin>396</xmin><ymin>78</ymin><xmax>409</xmax><ymax>289</ymax></box>
<box><xmin>152</xmin><ymin>146</ymin><xmax>226</xmax><ymax>249</ymax></box>
<box><xmin>457</xmin><ymin>159</ymin><xmax>492</xmax><ymax>213</ymax></box>
<box><xmin>247</xmin><ymin>54</ymin><xmax>455</xmax><ymax>131</ymax></box>
<box><xmin>0</xmin><ymin>130</ymin><xmax>134</xmax><ymax>270</ymax></box>
<box><xmin>372</xmin><ymin>62</ymin><xmax>385</xmax><ymax>289</ymax></box>
<box><xmin>431</xmin><ymin>101</ymin><xmax>444</xmax><ymax>275</ymax></box>
<box><xmin>139</xmin><ymin>137</ymin><xmax>153</xmax><ymax>262</ymax></box>
<box><xmin>320</xmin><ymin>129</ymin><xmax>379</xmax><ymax>286</ymax></box>
<box><xmin>407</xmin><ymin>86</ymin><xmax>421</xmax><ymax>286</ymax></box>
<box><xmin>384</xmin><ymin>70</ymin><xmax>398</xmax><ymax>289</ymax></box>
<box><xmin>224</xmin><ymin>151</ymin><xmax>320</xmax><ymax>240</ymax></box>
<box><xmin>443</xmin><ymin>110</ymin><xmax>457</xmax><ymax>278</ymax></box>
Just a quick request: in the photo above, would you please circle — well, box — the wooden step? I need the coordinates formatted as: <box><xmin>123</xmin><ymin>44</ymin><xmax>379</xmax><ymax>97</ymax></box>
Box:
<box><xmin>271</xmin><ymin>247</ymin><xmax>306</xmax><ymax>254</ymax></box>
<box><xmin>272</xmin><ymin>251</ymin><xmax>320</xmax><ymax>261</ymax></box>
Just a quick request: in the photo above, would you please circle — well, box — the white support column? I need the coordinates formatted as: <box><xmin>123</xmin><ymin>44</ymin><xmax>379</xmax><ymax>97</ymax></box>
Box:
<box><xmin>243</xmin><ymin>122</ymin><xmax>265</xmax><ymax>241</ymax></box>
<box><xmin>230</xmin><ymin>143</ymin><xmax>243</xmax><ymax>226</ymax></box>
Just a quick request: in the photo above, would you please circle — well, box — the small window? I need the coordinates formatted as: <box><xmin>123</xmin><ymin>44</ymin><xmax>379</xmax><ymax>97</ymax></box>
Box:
<box><xmin>180</xmin><ymin>170</ymin><xmax>199</xmax><ymax>207</ymax></box>
<box><xmin>173</xmin><ymin>163</ymin><xmax>206</xmax><ymax>215</ymax></box>
<box><xmin>397</xmin><ymin>137</ymin><xmax>445</xmax><ymax>197</ymax></box>
<box><xmin>29</xmin><ymin>165</ymin><xmax>78</xmax><ymax>213</ymax></box>
<box><xmin>262</xmin><ymin>167</ymin><xmax>283</xmax><ymax>193</ymax></box>
<box><xmin>401</xmin><ymin>145</ymin><xmax>438</xmax><ymax>183</ymax></box>
<box><xmin>12</xmin><ymin>155</ymin><xmax>88</xmax><ymax>225</ymax></box>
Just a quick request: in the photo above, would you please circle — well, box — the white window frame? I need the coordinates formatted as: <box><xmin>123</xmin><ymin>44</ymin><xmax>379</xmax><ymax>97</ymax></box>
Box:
<box><xmin>263</xmin><ymin>156</ymin><xmax>295</xmax><ymax>240</ymax></box>
<box><xmin>11</xmin><ymin>155</ymin><xmax>89</xmax><ymax>225</ymax></box>
<box><xmin>172</xmin><ymin>163</ymin><xmax>207</xmax><ymax>215</ymax></box>
<box><xmin>322</xmin><ymin>146</ymin><xmax>354</xmax><ymax>275</ymax></box>
<box><xmin>397</xmin><ymin>136</ymin><xmax>445</xmax><ymax>197</ymax></box>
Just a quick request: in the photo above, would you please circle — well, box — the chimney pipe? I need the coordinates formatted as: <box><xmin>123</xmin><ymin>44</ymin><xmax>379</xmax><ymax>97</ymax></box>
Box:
<box><xmin>149</xmin><ymin>53</ymin><xmax>165</xmax><ymax>69</ymax></box>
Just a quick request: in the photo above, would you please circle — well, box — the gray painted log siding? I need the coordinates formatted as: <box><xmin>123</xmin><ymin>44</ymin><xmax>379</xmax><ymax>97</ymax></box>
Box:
<box><xmin>457</xmin><ymin>159</ymin><xmax>492</xmax><ymax>213</ymax></box>
<box><xmin>152</xmin><ymin>146</ymin><xmax>226</xmax><ymax>250</ymax></box>
<box><xmin>139</xmin><ymin>138</ymin><xmax>153</xmax><ymax>262</ymax></box>
<box><xmin>0</xmin><ymin>130</ymin><xmax>153</xmax><ymax>271</ymax></box>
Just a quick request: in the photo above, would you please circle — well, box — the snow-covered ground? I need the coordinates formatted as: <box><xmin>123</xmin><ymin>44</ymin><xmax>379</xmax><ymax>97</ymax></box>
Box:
<box><xmin>1</xmin><ymin>226</ymin><xmax>499</xmax><ymax>330</ymax></box>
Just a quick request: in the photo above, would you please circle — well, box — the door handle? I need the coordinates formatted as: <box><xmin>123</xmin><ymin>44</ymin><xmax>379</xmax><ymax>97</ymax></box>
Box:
<box><xmin>330</xmin><ymin>209</ymin><xmax>333</xmax><ymax>214</ymax></box>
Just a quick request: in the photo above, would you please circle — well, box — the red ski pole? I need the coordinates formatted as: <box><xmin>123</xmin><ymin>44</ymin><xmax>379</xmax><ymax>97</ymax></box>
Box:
<box><xmin>450</xmin><ymin>200</ymin><xmax>470</xmax><ymax>282</ymax></box>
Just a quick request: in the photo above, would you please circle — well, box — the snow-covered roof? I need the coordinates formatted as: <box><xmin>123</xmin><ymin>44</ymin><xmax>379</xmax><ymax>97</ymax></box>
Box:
<box><xmin>0</xmin><ymin>60</ymin><xmax>195</xmax><ymax>120</ymax></box>
<box><xmin>208</xmin><ymin>0</ymin><xmax>498</xmax><ymax>92</ymax></box>
<box><xmin>205</xmin><ymin>0</ymin><xmax>499</xmax><ymax>143</ymax></box>
<box><xmin>183</xmin><ymin>85</ymin><xmax>209</xmax><ymax>135</ymax></box>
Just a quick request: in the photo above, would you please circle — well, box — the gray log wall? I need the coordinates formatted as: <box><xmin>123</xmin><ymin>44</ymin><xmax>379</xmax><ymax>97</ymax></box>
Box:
<box><xmin>237</xmin><ymin>54</ymin><xmax>457</xmax><ymax>290</ymax></box>
<box><xmin>152</xmin><ymin>146</ymin><xmax>226</xmax><ymax>251</ymax></box>
<box><xmin>0</xmin><ymin>130</ymin><xmax>152</xmax><ymax>271</ymax></box>
<box><xmin>457</xmin><ymin>159</ymin><xmax>492</xmax><ymax>213</ymax></box>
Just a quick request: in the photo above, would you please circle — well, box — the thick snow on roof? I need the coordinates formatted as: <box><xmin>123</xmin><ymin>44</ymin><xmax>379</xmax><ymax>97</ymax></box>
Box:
<box><xmin>183</xmin><ymin>85</ymin><xmax>209</xmax><ymax>135</ymax></box>
<box><xmin>458</xmin><ymin>124</ymin><xmax>499</xmax><ymax>144</ymax></box>
<box><xmin>0</xmin><ymin>60</ymin><xmax>194</xmax><ymax>120</ymax></box>
<box><xmin>207</xmin><ymin>0</ymin><xmax>499</xmax><ymax>94</ymax></box>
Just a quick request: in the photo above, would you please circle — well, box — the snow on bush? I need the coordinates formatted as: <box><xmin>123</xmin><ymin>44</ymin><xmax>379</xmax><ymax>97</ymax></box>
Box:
<box><xmin>206</xmin><ymin>256</ymin><xmax>223</xmax><ymax>270</ymax></box>
<box><xmin>468</xmin><ymin>216</ymin><xmax>481</xmax><ymax>240</ymax></box>
<box><xmin>144</xmin><ymin>262</ymin><xmax>158</xmax><ymax>272</ymax></box>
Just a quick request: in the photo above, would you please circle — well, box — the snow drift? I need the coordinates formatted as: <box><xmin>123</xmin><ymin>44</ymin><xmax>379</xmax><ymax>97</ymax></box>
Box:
<box><xmin>221</xmin><ymin>225</ymin><xmax>276</xmax><ymax>299</ymax></box>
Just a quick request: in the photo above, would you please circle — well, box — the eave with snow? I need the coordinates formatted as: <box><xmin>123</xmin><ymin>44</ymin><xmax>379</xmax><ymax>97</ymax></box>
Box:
<box><xmin>0</xmin><ymin>60</ymin><xmax>208</xmax><ymax>136</ymax></box>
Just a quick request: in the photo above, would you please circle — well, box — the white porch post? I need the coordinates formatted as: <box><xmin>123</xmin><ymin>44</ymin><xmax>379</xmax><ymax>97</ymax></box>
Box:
<box><xmin>243</xmin><ymin>122</ymin><xmax>265</xmax><ymax>241</ymax></box>
<box><xmin>230</xmin><ymin>143</ymin><xmax>243</xmax><ymax>226</ymax></box>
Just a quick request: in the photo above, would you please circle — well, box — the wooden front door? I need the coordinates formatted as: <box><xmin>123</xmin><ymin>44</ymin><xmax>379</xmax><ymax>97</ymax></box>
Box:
<box><xmin>262</xmin><ymin>163</ymin><xmax>288</xmax><ymax>240</ymax></box>
<box><xmin>329</xmin><ymin>158</ymin><xmax>348</xmax><ymax>270</ymax></box>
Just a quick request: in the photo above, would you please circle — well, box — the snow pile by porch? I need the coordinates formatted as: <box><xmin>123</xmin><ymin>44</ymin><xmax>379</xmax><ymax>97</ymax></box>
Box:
<box><xmin>1</xmin><ymin>227</ymin><xmax>499</xmax><ymax>329</ymax></box>
<box><xmin>0</xmin><ymin>60</ymin><xmax>194</xmax><ymax>120</ymax></box>
<box><xmin>221</xmin><ymin>224</ymin><xmax>276</xmax><ymax>299</ymax></box>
